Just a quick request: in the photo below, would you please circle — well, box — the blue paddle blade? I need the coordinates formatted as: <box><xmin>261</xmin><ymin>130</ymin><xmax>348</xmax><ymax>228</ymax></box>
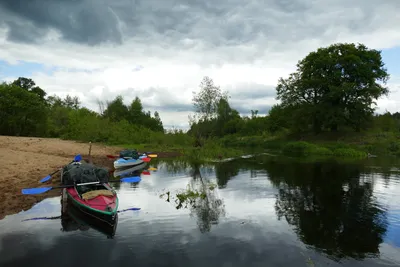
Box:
<box><xmin>74</xmin><ymin>154</ymin><xmax>82</xmax><ymax>162</ymax></box>
<box><xmin>39</xmin><ymin>175</ymin><xmax>51</xmax><ymax>183</ymax></box>
<box><xmin>22</xmin><ymin>215</ymin><xmax>61</xmax><ymax>222</ymax></box>
<box><xmin>118</xmin><ymin>207</ymin><xmax>141</xmax><ymax>213</ymax></box>
<box><xmin>21</xmin><ymin>187</ymin><xmax>53</xmax><ymax>195</ymax></box>
<box><xmin>120</xmin><ymin>176</ymin><xmax>141</xmax><ymax>183</ymax></box>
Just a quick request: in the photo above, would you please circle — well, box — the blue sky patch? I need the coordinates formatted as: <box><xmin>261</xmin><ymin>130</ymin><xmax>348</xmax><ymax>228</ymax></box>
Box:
<box><xmin>0</xmin><ymin>60</ymin><xmax>56</xmax><ymax>81</ymax></box>
<box><xmin>381</xmin><ymin>46</ymin><xmax>400</xmax><ymax>76</ymax></box>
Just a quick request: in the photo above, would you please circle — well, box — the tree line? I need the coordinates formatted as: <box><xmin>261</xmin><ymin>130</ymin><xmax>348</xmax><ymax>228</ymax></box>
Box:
<box><xmin>0</xmin><ymin>77</ymin><xmax>164</xmax><ymax>144</ymax></box>
<box><xmin>1</xmin><ymin>42</ymin><xmax>398</xmax><ymax>147</ymax></box>
<box><xmin>189</xmin><ymin>42</ymin><xmax>399</xmax><ymax>145</ymax></box>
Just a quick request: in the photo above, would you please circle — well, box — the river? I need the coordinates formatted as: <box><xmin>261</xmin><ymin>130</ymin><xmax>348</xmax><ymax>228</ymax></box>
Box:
<box><xmin>0</xmin><ymin>154</ymin><xmax>399</xmax><ymax>267</ymax></box>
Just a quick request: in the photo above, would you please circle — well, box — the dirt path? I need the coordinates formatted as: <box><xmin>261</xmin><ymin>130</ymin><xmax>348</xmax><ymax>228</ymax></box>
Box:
<box><xmin>0</xmin><ymin>136</ymin><xmax>182</xmax><ymax>220</ymax></box>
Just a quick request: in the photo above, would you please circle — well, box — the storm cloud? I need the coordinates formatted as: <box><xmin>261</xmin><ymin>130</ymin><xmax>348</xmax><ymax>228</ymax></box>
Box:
<box><xmin>0</xmin><ymin>0</ymin><xmax>399</xmax><ymax>128</ymax></box>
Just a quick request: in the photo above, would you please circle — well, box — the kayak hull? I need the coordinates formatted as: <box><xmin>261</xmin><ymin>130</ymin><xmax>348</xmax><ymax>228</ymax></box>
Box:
<box><xmin>65</xmin><ymin>200</ymin><xmax>118</xmax><ymax>238</ymax></box>
<box><xmin>114</xmin><ymin>158</ymin><xmax>144</xmax><ymax>169</ymax></box>
<box><xmin>113</xmin><ymin>161</ymin><xmax>147</xmax><ymax>177</ymax></box>
<box><xmin>66</xmin><ymin>185</ymin><xmax>118</xmax><ymax>226</ymax></box>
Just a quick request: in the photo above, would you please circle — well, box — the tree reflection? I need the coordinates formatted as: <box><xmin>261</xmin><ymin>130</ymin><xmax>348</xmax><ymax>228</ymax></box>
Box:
<box><xmin>264</xmin><ymin>158</ymin><xmax>388</xmax><ymax>260</ymax></box>
<box><xmin>160</xmin><ymin>162</ymin><xmax>226</xmax><ymax>233</ymax></box>
<box><xmin>214</xmin><ymin>161</ymin><xmax>240</xmax><ymax>188</ymax></box>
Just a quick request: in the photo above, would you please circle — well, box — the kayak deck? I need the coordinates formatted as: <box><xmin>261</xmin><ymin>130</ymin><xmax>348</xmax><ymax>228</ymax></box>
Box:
<box><xmin>114</xmin><ymin>158</ymin><xmax>144</xmax><ymax>168</ymax></box>
<box><xmin>66</xmin><ymin>183</ymin><xmax>118</xmax><ymax>220</ymax></box>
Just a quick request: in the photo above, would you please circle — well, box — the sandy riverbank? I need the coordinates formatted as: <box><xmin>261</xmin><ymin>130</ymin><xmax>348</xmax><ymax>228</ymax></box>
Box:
<box><xmin>0</xmin><ymin>136</ymin><xmax>181</xmax><ymax>219</ymax></box>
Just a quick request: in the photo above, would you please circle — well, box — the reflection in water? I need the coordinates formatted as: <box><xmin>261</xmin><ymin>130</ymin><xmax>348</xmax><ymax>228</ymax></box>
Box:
<box><xmin>160</xmin><ymin>161</ymin><xmax>226</xmax><ymax>233</ymax></box>
<box><xmin>23</xmin><ymin>191</ymin><xmax>118</xmax><ymax>239</ymax></box>
<box><xmin>210</xmin><ymin>156</ymin><xmax>390</xmax><ymax>260</ymax></box>
<box><xmin>2</xmin><ymin>155</ymin><xmax>400</xmax><ymax>267</ymax></box>
<box><xmin>266</xmin><ymin>160</ymin><xmax>387</xmax><ymax>260</ymax></box>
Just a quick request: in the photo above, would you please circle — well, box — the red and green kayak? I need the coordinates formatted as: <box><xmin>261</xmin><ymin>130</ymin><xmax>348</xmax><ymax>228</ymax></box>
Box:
<box><xmin>65</xmin><ymin>183</ymin><xmax>119</xmax><ymax>225</ymax></box>
<box><xmin>61</xmin><ymin>162</ymin><xmax>119</xmax><ymax>225</ymax></box>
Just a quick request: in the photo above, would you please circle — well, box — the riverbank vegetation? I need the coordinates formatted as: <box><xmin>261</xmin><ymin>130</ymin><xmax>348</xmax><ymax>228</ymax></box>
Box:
<box><xmin>1</xmin><ymin>42</ymin><xmax>398</xmax><ymax>159</ymax></box>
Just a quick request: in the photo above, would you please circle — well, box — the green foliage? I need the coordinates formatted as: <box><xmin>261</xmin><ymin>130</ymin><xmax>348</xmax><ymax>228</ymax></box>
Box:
<box><xmin>183</xmin><ymin>142</ymin><xmax>244</xmax><ymax>163</ymax></box>
<box><xmin>281</xmin><ymin>141</ymin><xmax>367</xmax><ymax>158</ymax></box>
<box><xmin>282</xmin><ymin>142</ymin><xmax>333</xmax><ymax>156</ymax></box>
<box><xmin>0</xmin><ymin>77</ymin><xmax>165</xmax><ymax>145</ymax></box>
<box><xmin>276</xmin><ymin>43</ymin><xmax>389</xmax><ymax>133</ymax></box>
<box><xmin>0</xmin><ymin>82</ymin><xmax>47</xmax><ymax>136</ymax></box>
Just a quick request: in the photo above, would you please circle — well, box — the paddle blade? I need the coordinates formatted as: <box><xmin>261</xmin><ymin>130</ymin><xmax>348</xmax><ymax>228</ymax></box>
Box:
<box><xmin>22</xmin><ymin>215</ymin><xmax>61</xmax><ymax>222</ymax></box>
<box><xmin>142</xmin><ymin>171</ymin><xmax>150</xmax><ymax>175</ymax></box>
<box><xmin>74</xmin><ymin>154</ymin><xmax>82</xmax><ymax>162</ymax></box>
<box><xmin>106</xmin><ymin>155</ymin><xmax>117</xmax><ymax>159</ymax></box>
<box><xmin>148</xmin><ymin>154</ymin><xmax>158</xmax><ymax>158</ymax></box>
<box><xmin>148</xmin><ymin>167</ymin><xmax>157</xmax><ymax>171</ymax></box>
<box><xmin>39</xmin><ymin>175</ymin><xmax>51</xmax><ymax>183</ymax></box>
<box><xmin>120</xmin><ymin>176</ymin><xmax>142</xmax><ymax>183</ymax></box>
<box><xmin>21</xmin><ymin>187</ymin><xmax>53</xmax><ymax>195</ymax></box>
<box><xmin>142</xmin><ymin>157</ymin><xmax>151</xmax><ymax>162</ymax></box>
<box><xmin>118</xmin><ymin>207</ymin><xmax>141</xmax><ymax>213</ymax></box>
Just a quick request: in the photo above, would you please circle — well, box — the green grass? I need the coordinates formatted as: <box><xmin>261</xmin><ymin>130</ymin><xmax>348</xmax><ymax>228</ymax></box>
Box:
<box><xmin>281</xmin><ymin>141</ymin><xmax>366</xmax><ymax>158</ymax></box>
<box><xmin>215</xmin><ymin>131</ymin><xmax>400</xmax><ymax>158</ymax></box>
<box><xmin>108</xmin><ymin>139</ymin><xmax>247</xmax><ymax>162</ymax></box>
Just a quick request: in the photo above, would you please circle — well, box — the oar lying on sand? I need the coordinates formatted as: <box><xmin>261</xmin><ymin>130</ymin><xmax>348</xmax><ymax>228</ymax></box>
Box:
<box><xmin>39</xmin><ymin>154</ymin><xmax>82</xmax><ymax>183</ymax></box>
<box><xmin>106</xmin><ymin>153</ymin><xmax>158</xmax><ymax>159</ymax></box>
<box><xmin>21</xmin><ymin>207</ymin><xmax>141</xmax><ymax>222</ymax></box>
<box><xmin>22</xmin><ymin>176</ymin><xmax>142</xmax><ymax>195</ymax></box>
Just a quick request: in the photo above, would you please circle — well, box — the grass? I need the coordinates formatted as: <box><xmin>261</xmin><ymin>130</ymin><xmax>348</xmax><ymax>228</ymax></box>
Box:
<box><xmin>109</xmin><ymin>139</ymin><xmax>247</xmax><ymax>162</ymax></box>
<box><xmin>159</xmin><ymin>181</ymin><xmax>217</xmax><ymax>210</ymax></box>
<box><xmin>93</xmin><ymin>128</ymin><xmax>400</xmax><ymax>160</ymax></box>
<box><xmin>281</xmin><ymin>141</ymin><xmax>367</xmax><ymax>158</ymax></box>
<box><xmin>217</xmin><ymin>130</ymin><xmax>400</xmax><ymax>158</ymax></box>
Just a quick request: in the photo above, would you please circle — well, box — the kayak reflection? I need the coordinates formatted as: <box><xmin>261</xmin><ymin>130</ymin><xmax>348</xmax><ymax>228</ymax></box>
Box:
<box><xmin>23</xmin><ymin>189</ymin><xmax>118</xmax><ymax>239</ymax></box>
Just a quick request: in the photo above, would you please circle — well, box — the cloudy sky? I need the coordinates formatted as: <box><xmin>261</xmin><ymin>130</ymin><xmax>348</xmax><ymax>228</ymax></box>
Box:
<box><xmin>0</xmin><ymin>0</ymin><xmax>399</xmax><ymax>129</ymax></box>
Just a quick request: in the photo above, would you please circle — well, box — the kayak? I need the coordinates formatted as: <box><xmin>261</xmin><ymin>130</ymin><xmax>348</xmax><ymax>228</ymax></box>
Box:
<box><xmin>113</xmin><ymin>161</ymin><xmax>147</xmax><ymax>177</ymax></box>
<box><xmin>113</xmin><ymin>157</ymin><xmax>144</xmax><ymax>169</ymax></box>
<box><xmin>62</xmin><ymin>196</ymin><xmax>118</xmax><ymax>238</ymax></box>
<box><xmin>61</xmin><ymin>162</ymin><xmax>119</xmax><ymax>225</ymax></box>
<box><xmin>65</xmin><ymin>182</ymin><xmax>119</xmax><ymax>225</ymax></box>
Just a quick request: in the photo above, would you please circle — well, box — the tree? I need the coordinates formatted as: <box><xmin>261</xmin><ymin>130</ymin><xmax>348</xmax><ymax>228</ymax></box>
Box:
<box><xmin>103</xmin><ymin>95</ymin><xmax>129</xmax><ymax>122</ymax></box>
<box><xmin>192</xmin><ymin>76</ymin><xmax>228</xmax><ymax>121</ymax></box>
<box><xmin>0</xmin><ymin>82</ymin><xmax>47</xmax><ymax>136</ymax></box>
<box><xmin>276</xmin><ymin>43</ymin><xmax>390</xmax><ymax>133</ymax></box>
<box><xmin>128</xmin><ymin>96</ymin><xmax>144</xmax><ymax>123</ymax></box>
<box><xmin>12</xmin><ymin>77</ymin><xmax>47</xmax><ymax>100</ymax></box>
<box><xmin>153</xmin><ymin>111</ymin><xmax>164</xmax><ymax>131</ymax></box>
<box><xmin>63</xmin><ymin>95</ymin><xmax>80</xmax><ymax>109</ymax></box>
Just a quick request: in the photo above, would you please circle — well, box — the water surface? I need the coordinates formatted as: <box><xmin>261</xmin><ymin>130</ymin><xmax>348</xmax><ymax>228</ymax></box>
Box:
<box><xmin>1</xmin><ymin>155</ymin><xmax>400</xmax><ymax>267</ymax></box>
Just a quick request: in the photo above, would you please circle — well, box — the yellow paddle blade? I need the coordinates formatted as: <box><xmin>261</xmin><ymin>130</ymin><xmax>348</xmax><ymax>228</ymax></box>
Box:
<box><xmin>148</xmin><ymin>154</ymin><xmax>158</xmax><ymax>158</ymax></box>
<box><xmin>148</xmin><ymin>167</ymin><xmax>157</xmax><ymax>171</ymax></box>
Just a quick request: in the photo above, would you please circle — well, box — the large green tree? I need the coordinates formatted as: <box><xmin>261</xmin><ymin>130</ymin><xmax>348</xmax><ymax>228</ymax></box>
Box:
<box><xmin>0</xmin><ymin>82</ymin><xmax>48</xmax><ymax>136</ymax></box>
<box><xmin>276</xmin><ymin>43</ymin><xmax>390</xmax><ymax>133</ymax></box>
<box><xmin>12</xmin><ymin>77</ymin><xmax>47</xmax><ymax>101</ymax></box>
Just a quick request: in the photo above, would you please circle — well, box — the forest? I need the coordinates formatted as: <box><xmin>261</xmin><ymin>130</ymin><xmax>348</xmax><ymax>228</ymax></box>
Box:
<box><xmin>1</xmin><ymin>42</ymin><xmax>400</xmax><ymax>158</ymax></box>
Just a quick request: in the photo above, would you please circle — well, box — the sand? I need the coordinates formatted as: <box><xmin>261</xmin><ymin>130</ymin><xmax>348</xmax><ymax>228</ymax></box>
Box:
<box><xmin>0</xmin><ymin>136</ymin><xmax>181</xmax><ymax>220</ymax></box>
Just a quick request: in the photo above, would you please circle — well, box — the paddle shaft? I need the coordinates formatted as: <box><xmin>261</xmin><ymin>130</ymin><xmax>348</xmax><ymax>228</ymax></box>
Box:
<box><xmin>40</xmin><ymin>155</ymin><xmax>82</xmax><ymax>183</ymax></box>
<box><xmin>54</xmin><ymin>181</ymin><xmax>101</xmax><ymax>189</ymax></box>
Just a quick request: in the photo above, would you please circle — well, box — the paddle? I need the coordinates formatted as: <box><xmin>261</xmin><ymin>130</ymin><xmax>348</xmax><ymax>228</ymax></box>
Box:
<box><xmin>142</xmin><ymin>171</ymin><xmax>150</xmax><ymax>175</ymax></box>
<box><xmin>39</xmin><ymin>154</ymin><xmax>82</xmax><ymax>183</ymax></box>
<box><xmin>106</xmin><ymin>153</ymin><xmax>158</xmax><ymax>159</ymax></box>
<box><xmin>22</xmin><ymin>176</ymin><xmax>142</xmax><ymax>195</ymax></box>
<box><xmin>22</xmin><ymin>181</ymin><xmax>100</xmax><ymax>195</ymax></box>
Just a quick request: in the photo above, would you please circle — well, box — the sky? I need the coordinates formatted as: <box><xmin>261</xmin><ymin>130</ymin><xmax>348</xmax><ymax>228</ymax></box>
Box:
<box><xmin>0</xmin><ymin>0</ymin><xmax>399</xmax><ymax>129</ymax></box>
